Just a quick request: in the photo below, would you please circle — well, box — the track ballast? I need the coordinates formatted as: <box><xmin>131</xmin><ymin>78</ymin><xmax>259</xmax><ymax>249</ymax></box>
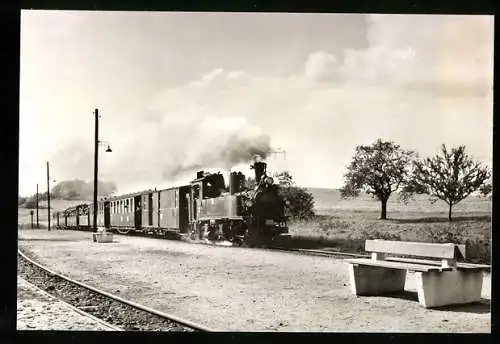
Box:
<box><xmin>17</xmin><ymin>249</ymin><xmax>214</xmax><ymax>332</ymax></box>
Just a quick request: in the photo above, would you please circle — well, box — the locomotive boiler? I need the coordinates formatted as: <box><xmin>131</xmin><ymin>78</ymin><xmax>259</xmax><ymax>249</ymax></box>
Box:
<box><xmin>189</xmin><ymin>161</ymin><xmax>289</xmax><ymax>245</ymax></box>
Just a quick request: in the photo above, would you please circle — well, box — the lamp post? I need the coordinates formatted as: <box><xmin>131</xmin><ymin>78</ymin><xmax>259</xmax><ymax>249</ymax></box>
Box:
<box><xmin>93</xmin><ymin>108</ymin><xmax>112</xmax><ymax>233</ymax></box>
<box><xmin>46</xmin><ymin>164</ymin><xmax>56</xmax><ymax>232</ymax></box>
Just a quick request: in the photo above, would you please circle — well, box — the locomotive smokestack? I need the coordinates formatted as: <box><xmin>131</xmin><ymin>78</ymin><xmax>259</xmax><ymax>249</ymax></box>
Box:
<box><xmin>229</xmin><ymin>171</ymin><xmax>237</xmax><ymax>195</ymax></box>
<box><xmin>252</xmin><ymin>162</ymin><xmax>267</xmax><ymax>184</ymax></box>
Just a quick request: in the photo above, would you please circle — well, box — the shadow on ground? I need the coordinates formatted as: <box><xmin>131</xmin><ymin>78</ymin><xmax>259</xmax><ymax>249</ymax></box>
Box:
<box><xmin>382</xmin><ymin>291</ymin><xmax>490</xmax><ymax>314</ymax></box>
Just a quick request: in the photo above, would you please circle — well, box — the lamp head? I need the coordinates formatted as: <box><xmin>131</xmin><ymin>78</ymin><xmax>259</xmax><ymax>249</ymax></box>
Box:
<box><xmin>106</xmin><ymin>145</ymin><xmax>112</xmax><ymax>153</ymax></box>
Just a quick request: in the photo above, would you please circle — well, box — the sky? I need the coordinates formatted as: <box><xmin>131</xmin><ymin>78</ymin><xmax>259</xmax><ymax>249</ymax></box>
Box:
<box><xmin>19</xmin><ymin>11</ymin><xmax>494</xmax><ymax>196</ymax></box>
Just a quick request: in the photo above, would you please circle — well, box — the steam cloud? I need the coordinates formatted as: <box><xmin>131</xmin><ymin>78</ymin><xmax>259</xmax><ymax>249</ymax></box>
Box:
<box><xmin>161</xmin><ymin>132</ymin><xmax>272</xmax><ymax>179</ymax></box>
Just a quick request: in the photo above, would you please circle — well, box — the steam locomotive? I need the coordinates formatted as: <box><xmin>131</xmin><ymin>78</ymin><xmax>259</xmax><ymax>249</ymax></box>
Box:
<box><xmin>55</xmin><ymin>161</ymin><xmax>290</xmax><ymax>246</ymax></box>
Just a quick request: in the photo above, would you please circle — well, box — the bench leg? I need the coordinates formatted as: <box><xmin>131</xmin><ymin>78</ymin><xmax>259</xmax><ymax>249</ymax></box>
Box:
<box><xmin>415</xmin><ymin>270</ymin><xmax>483</xmax><ymax>308</ymax></box>
<box><xmin>348</xmin><ymin>264</ymin><xmax>406</xmax><ymax>296</ymax></box>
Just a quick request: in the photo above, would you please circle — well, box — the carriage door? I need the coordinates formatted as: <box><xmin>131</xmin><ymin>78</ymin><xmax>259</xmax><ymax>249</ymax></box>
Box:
<box><xmin>179</xmin><ymin>188</ymin><xmax>190</xmax><ymax>232</ymax></box>
<box><xmin>104</xmin><ymin>201</ymin><xmax>111</xmax><ymax>228</ymax></box>
<box><xmin>191</xmin><ymin>185</ymin><xmax>200</xmax><ymax>221</ymax></box>
<box><xmin>148</xmin><ymin>193</ymin><xmax>153</xmax><ymax>225</ymax></box>
<box><xmin>134</xmin><ymin>195</ymin><xmax>142</xmax><ymax>229</ymax></box>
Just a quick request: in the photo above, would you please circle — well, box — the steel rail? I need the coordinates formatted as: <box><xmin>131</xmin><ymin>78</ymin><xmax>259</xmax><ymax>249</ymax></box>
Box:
<box><xmin>19</xmin><ymin>277</ymin><xmax>124</xmax><ymax>331</ymax></box>
<box><xmin>18</xmin><ymin>249</ymin><xmax>216</xmax><ymax>332</ymax></box>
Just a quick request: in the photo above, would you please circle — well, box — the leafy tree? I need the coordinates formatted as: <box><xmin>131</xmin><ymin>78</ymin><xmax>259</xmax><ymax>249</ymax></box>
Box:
<box><xmin>18</xmin><ymin>196</ymin><xmax>27</xmax><ymax>206</ymax></box>
<box><xmin>402</xmin><ymin>144</ymin><xmax>491</xmax><ymax>221</ymax></box>
<box><xmin>68</xmin><ymin>190</ymin><xmax>80</xmax><ymax>199</ymax></box>
<box><xmin>51</xmin><ymin>179</ymin><xmax>117</xmax><ymax>200</ymax></box>
<box><xmin>479</xmin><ymin>175</ymin><xmax>492</xmax><ymax>199</ymax></box>
<box><xmin>341</xmin><ymin>139</ymin><xmax>416</xmax><ymax>220</ymax></box>
<box><xmin>274</xmin><ymin>170</ymin><xmax>315</xmax><ymax>220</ymax></box>
<box><xmin>23</xmin><ymin>197</ymin><xmax>38</xmax><ymax>209</ymax></box>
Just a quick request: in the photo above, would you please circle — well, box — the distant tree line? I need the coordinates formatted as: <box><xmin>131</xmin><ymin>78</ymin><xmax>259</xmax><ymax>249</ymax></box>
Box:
<box><xmin>341</xmin><ymin>139</ymin><xmax>492</xmax><ymax>221</ymax></box>
<box><xmin>19</xmin><ymin>180</ymin><xmax>117</xmax><ymax>209</ymax></box>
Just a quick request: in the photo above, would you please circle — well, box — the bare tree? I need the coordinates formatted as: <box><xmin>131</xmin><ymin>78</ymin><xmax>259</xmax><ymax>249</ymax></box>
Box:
<box><xmin>402</xmin><ymin>144</ymin><xmax>491</xmax><ymax>221</ymax></box>
<box><xmin>341</xmin><ymin>139</ymin><xmax>416</xmax><ymax>219</ymax></box>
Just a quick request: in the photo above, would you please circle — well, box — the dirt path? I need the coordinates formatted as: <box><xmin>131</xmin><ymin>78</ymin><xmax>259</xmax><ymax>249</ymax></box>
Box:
<box><xmin>17</xmin><ymin>229</ymin><xmax>491</xmax><ymax>332</ymax></box>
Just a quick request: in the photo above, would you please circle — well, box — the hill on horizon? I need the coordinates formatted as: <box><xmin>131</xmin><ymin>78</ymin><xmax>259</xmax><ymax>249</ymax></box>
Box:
<box><xmin>306</xmin><ymin>187</ymin><xmax>492</xmax><ymax>214</ymax></box>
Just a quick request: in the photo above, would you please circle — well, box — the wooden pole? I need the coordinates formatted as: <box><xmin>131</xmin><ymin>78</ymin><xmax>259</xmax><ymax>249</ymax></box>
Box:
<box><xmin>47</xmin><ymin>161</ymin><xmax>51</xmax><ymax>231</ymax></box>
<box><xmin>93</xmin><ymin>109</ymin><xmax>99</xmax><ymax>232</ymax></box>
<box><xmin>30</xmin><ymin>210</ymin><xmax>34</xmax><ymax>229</ymax></box>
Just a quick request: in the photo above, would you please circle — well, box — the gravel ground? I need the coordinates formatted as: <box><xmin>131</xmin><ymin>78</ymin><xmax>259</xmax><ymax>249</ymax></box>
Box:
<box><xmin>17</xmin><ymin>277</ymin><xmax>116</xmax><ymax>331</ymax></box>
<box><xmin>17</xmin><ymin>254</ymin><xmax>194</xmax><ymax>332</ymax></box>
<box><xmin>18</xmin><ymin>228</ymin><xmax>491</xmax><ymax>332</ymax></box>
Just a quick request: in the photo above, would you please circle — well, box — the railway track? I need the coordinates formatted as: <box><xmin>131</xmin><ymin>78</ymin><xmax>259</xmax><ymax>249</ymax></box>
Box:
<box><xmin>17</xmin><ymin>249</ymin><xmax>214</xmax><ymax>332</ymax></box>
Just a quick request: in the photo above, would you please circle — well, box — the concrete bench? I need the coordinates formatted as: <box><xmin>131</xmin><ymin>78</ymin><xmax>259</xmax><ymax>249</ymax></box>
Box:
<box><xmin>345</xmin><ymin>240</ymin><xmax>490</xmax><ymax>308</ymax></box>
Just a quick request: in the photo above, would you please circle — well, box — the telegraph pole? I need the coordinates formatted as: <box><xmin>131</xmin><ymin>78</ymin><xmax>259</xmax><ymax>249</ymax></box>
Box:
<box><xmin>93</xmin><ymin>108</ymin><xmax>99</xmax><ymax>232</ymax></box>
<box><xmin>36</xmin><ymin>183</ymin><xmax>39</xmax><ymax>228</ymax></box>
<box><xmin>47</xmin><ymin>161</ymin><xmax>51</xmax><ymax>231</ymax></box>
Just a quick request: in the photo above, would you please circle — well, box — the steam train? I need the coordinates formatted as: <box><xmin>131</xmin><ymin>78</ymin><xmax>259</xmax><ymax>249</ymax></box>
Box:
<box><xmin>55</xmin><ymin>161</ymin><xmax>290</xmax><ymax>245</ymax></box>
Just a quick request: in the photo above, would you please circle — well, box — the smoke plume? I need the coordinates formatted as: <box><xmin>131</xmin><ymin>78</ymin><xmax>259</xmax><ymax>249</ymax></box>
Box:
<box><xmin>161</xmin><ymin>131</ymin><xmax>271</xmax><ymax>180</ymax></box>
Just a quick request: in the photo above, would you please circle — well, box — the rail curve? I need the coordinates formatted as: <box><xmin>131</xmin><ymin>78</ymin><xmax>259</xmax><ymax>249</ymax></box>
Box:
<box><xmin>17</xmin><ymin>248</ymin><xmax>215</xmax><ymax>332</ymax></box>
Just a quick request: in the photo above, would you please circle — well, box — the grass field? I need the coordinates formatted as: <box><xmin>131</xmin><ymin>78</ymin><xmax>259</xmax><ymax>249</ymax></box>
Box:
<box><xmin>286</xmin><ymin>188</ymin><xmax>492</xmax><ymax>264</ymax></box>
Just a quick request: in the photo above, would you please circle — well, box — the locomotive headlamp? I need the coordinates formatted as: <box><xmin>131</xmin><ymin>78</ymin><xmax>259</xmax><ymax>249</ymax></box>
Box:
<box><xmin>285</xmin><ymin>199</ymin><xmax>291</xmax><ymax>206</ymax></box>
<box><xmin>245</xmin><ymin>200</ymin><xmax>253</xmax><ymax>207</ymax></box>
<box><xmin>265</xmin><ymin>177</ymin><xmax>274</xmax><ymax>185</ymax></box>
